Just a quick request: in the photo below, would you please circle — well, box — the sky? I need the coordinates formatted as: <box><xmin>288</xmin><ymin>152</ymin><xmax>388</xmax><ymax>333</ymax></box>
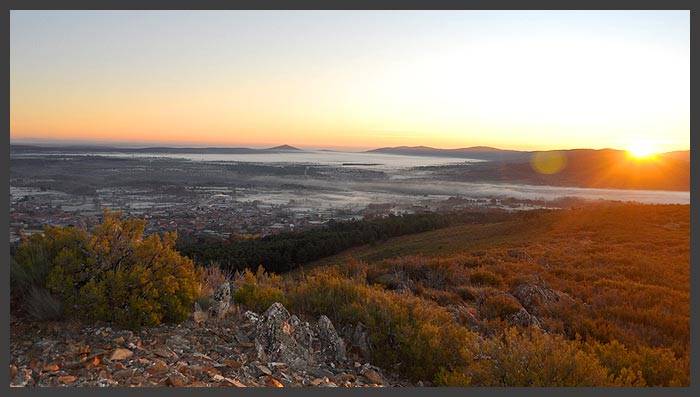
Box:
<box><xmin>10</xmin><ymin>11</ymin><xmax>690</xmax><ymax>151</ymax></box>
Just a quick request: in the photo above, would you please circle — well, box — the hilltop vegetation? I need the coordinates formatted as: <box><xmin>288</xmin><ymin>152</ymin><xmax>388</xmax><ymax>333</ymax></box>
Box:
<box><xmin>11</xmin><ymin>211</ymin><xmax>200</xmax><ymax>328</ymax></box>
<box><xmin>234</xmin><ymin>203</ymin><xmax>690</xmax><ymax>386</ymax></box>
<box><xmin>10</xmin><ymin>203</ymin><xmax>689</xmax><ymax>386</ymax></box>
<box><xmin>177</xmin><ymin>210</ymin><xmax>520</xmax><ymax>273</ymax></box>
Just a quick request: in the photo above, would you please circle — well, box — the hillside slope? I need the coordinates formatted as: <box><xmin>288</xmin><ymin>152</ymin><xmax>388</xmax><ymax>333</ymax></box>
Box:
<box><xmin>245</xmin><ymin>203</ymin><xmax>690</xmax><ymax>386</ymax></box>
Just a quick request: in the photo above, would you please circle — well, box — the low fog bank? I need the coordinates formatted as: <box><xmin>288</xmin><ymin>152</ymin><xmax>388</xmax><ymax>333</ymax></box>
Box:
<box><xmin>248</xmin><ymin>175</ymin><xmax>690</xmax><ymax>205</ymax></box>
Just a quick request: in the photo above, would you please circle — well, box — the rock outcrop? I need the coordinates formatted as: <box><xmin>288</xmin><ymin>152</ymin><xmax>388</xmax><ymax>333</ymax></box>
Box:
<box><xmin>208</xmin><ymin>282</ymin><xmax>231</xmax><ymax>319</ymax></box>
<box><xmin>446</xmin><ymin>305</ymin><xmax>480</xmax><ymax>330</ymax></box>
<box><xmin>317</xmin><ymin>315</ymin><xmax>346</xmax><ymax>363</ymax></box>
<box><xmin>254</xmin><ymin>303</ymin><xmax>313</xmax><ymax>369</ymax></box>
<box><xmin>507</xmin><ymin>248</ymin><xmax>532</xmax><ymax>261</ymax></box>
<box><xmin>507</xmin><ymin>307</ymin><xmax>542</xmax><ymax>328</ymax></box>
<box><xmin>372</xmin><ymin>271</ymin><xmax>414</xmax><ymax>293</ymax></box>
<box><xmin>477</xmin><ymin>291</ymin><xmax>541</xmax><ymax>328</ymax></box>
<box><xmin>340</xmin><ymin>323</ymin><xmax>371</xmax><ymax>361</ymax></box>
<box><xmin>511</xmin><ymin>281</ymin><xmax>575</xmax><ymax>316</ymax></box>
<box><xmin>9</xmin><ymin>302</ymin><xmax>403</xmax><ymax>387</ymax></box>
<box><xmin>252</xmin><ymin>302</ymin><xmax>347</xmax><ymax>369</ymax></box>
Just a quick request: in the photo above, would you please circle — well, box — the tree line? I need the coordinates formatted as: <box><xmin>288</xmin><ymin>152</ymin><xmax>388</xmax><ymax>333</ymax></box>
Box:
<box><xmin>177</xmin><ymin>210</ymin><xmax>522</xmax><ymax>273</ymax></box>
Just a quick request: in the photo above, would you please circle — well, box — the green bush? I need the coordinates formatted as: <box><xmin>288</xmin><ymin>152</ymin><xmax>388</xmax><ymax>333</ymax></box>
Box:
<box><xmin>589</xmin><ymin>340</ymin><xmax>688</xmax><ymax>386</ymax></box>
<box><xmin>233</xmin><ymin>266</ymin><xmax>287</xmax><ymax>313</ymax></box>
<box><xmin>221</xmin><ymin>264</ymin><xmax>689</xmax><ymax>387</ymax></box>
<box><xmin>439</xmin><ymin>328</ymin><xmax>622</xmax><ymax>386</ymax></box>
<box><xmin>25</xmin><ymin>286</ymin><xmax>63</xmax><ymax>321</ymax></box>
<box><xmin>12</xmin><ymin>211</ymin><xmax>199</xmax><ymax>328</ymax></box>
<box><xmin>286</xmin><ymin>270</ymin><xmax>476</xmax><ymax>382</ymax></box>
<box><xmin>195</xmin><ymin>296</ymin><xmax>214</xmax><ymax>311</ymax></box>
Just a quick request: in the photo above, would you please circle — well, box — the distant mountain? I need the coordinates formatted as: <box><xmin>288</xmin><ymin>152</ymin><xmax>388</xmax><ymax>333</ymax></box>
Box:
<box><xmin>366</xmin><ymin>145</ymin><xmax>531</xmax><ymax>161</ymax></box>
<box><xmin>661</xmin><ymin>150</ymin><xmax>690</xmax><ymax>162</ymax></box>
<box><xmin>267</xmin><ymin>145</ymin><xmax>301</xmax><ymax>151</ymax></box>
<box><xmin>417</xmin><ymin>147</ymin><xmax>690</xmax><ymax>191</ymax></box>
<box><xmin>10</xmin><ymin>144</ymin><xmax>304</xmax><ymax>155</ymax></box>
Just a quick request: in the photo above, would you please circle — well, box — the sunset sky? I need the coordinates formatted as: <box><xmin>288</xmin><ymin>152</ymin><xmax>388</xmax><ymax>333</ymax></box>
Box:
<box><xmin>10</xmin><ymin>11</ymin><xmax>689</xmax><ymax>151</ymax></box>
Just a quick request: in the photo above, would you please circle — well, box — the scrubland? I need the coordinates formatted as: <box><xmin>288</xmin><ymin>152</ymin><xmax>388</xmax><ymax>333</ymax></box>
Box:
<box><xmin>235</xmin><ymin>204</ymin><xmax>690</xmax><ymax>386</ymax></box>
<box><xmin>11</xmin><ymin>204</ymin><xmax>690</xmax><ymax>386</ymax></box>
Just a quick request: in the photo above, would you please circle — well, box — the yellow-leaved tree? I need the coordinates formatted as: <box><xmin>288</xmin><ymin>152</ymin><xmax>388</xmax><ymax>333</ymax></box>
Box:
<box><xmin>12</xmin><ymin>210</ymin><xmax>199</xmax><ymax>328</ymax></box>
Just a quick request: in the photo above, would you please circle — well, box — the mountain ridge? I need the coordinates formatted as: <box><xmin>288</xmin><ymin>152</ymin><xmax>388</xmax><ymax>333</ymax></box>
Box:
<box><xmin>367</xmin><ymin>145</ymin><xmax>689</xmax><ymax>160</ymax></box>
<box><xmin>10</xmin><ymin>144</ymin><xmax>303</xmax><ymax>154</ymax></box>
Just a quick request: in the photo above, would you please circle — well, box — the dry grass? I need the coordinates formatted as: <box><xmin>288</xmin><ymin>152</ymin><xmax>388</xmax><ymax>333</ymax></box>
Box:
<box><xmin>197</xmin><ymin>264</ymin><xmax>233</xmax><ymax>299</ymax></box>
<box><xmin>225</xmin><ymin>203</ymin><xmax>690</xmax><ymax>386</ymax></box>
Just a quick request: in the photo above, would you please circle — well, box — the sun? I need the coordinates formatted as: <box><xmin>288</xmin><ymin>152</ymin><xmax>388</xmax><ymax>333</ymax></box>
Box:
<box><xmin>626</xmin><ymin>141</ymin><xmax>658</xmax><ymax>159</ymax></box>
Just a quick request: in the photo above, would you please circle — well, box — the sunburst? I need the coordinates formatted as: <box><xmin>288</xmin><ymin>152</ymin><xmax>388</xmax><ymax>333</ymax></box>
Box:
<box><xmin>627</xmin><ymin>141</ymin><xmax>658</xmax><ymax>159</ymax></box>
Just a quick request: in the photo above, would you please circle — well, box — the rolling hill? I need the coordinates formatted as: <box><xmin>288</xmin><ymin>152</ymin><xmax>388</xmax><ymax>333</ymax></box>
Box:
<box><xmin>238</xmin><ymin>203</ymin><xmax>690</xmax><ymax>386</ymax></box>
<box><xmin>370</xmin><ymin>146</ymin><xmax>690</xmax><ymax>191</ymax></box>
<box><xmin>367</xmin><ymin>145</ymin><xmax>530</xmax><ymax>161</ymax></box>
<box><xmin>10</xmin><ymin>144</ymin><xmax>303</xmax><ymax>155</ymax></box>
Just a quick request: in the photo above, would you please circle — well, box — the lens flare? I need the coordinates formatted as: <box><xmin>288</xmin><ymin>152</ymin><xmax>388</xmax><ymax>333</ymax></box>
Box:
<box><xmin>530</xmin><ymin>151</ymin><xmax>567</xmax><ymax>175</ymax></box>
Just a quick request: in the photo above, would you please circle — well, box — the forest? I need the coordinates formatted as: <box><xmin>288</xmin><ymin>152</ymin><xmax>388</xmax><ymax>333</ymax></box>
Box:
<box><xmin>177</xmin><ymin>210</ymin><xmax>521</xmax><ymax>273</ymax></box>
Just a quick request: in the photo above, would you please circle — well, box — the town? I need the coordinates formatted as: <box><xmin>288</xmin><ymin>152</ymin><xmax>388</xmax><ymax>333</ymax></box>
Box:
<box><xmin>10</xmin><ymin>182</ymin><xmax>535</xmax><ymax>246</ymax></box>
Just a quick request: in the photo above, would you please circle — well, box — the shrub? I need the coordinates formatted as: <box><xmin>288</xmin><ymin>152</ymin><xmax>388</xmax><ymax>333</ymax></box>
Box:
<box><xmin>634</xmin><ymin>346</ymin><xmax>689</xmax><ymax>386</ymax></box>
<box><xmin>286</xmin><ymin>269</ymin><xmax>477</xmax><ymax>382</ymax></box>
<box><xmin>197</xmin><ymin>264</ymin><xmax>232</xmax><ymax>299</ymax></box>
<box><xmin>469</xmin><ymin>269</ymin><xmax>502</xmax><ymax>287</ymax></box>
<box><xmin>398</xmin><ymin>258</ymin><xmax>450</xmax><ymax>289</ymax></box>
<box><xmin>418</xmin><ymin>288</ymin><xmax>461</xmax><ymax>306</ymax></box>
<box><xmin>440</xmin><ymin>328</ymin><xmax>621</xmax><ymax>386</ymax></box>
<box><xmin>12</xmin><ymin>211</ymin><xmax>199</xmax><ymax>328</ymax></box>
<box><xmin>589</xmin><ymin>340</ymin><xmax>688</xmax><ymax>386</ymax></box>
<box><xmin>342</xmin><ymin>258</ymin><xmax>368</xmax><ymax>281</ymax></box>
<box><xmin>216</xmin><ymin>262</ymin><xmax>689</xmax><ymax>387</ymax></box>
<box><xmin>25</xmin><ymin>286</ymin><xmax>63</xmax><ymax>321</ymax></box>
<box><xmin>371</xmin><ymin>272</ymin><xmax>411</xmax><ymax>291</ymax></box>
<box><xmin>233</xmin><ymin>267</ymin><xmax>287</xmax><ymax>313</ymax></box>
<box><xmin>12</xmin><ymin>226</ymin><xmax>91</xmax><ymax>299</ymax></box>
<box><xmin>480</xmin><ymin>293</ymin><xmax>522</xmax><ymax>319</ymax></box>
<box><xmin>195</xmin><ymin>296</ymin><xmax>214</xmax><ymax>311</ymax></box>
<box><xmin>455</xmin><ymin>286</ymin><xmax>477</xmax><ymax>301</ymax></box>
<box><xmin>459</xmin><ymin>254</ymin><xmax>498</xmax><ymax>268</ymax></box>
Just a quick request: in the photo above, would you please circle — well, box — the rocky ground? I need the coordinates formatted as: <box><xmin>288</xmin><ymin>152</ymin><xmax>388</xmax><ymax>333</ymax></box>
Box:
<box><xmin>10</xmin><ymin>300</ymin><xmax>413</xmax><ymax>388</ymax></box>
<box><xmin>10</xmin><ymin>269</ymin><xmax>570</xmax><ymax>388</ymax></box>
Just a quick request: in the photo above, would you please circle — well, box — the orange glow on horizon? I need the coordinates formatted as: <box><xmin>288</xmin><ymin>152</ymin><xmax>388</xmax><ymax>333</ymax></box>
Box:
<box><xmin>626</xmin><ymin>141</ymin><xmax>661</xmax><ymax>160</ymax></box>
<box><xmin>10</xmin><ymin>11</ymin><xmax>689</xmax><ymax>153</ymax></box>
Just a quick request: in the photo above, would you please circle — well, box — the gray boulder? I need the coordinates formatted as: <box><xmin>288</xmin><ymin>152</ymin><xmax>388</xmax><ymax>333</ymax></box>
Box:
<box><xmin>446</xmin><ymin>304</ymin><xmax>480</xmax><ymax>330</ymax></box>
<box><xmin>254</xmin><ymin>303</ymin><xmax>313</xmax><ymax>369</ymax></box>
<box><xmin>507</xmin><ymin>307</ymin><xmax>541</xmax><ymax>328</ymax></box>
<box><xmin>290</xmin><ymin>314</ymin><xmax>314</xmax><ymax>351</ymax></box>
<box><xmin>317</xmin><ymin>315</ymin><xmax>347</xmax><ymax>362</ymax></box>
<box><xmin>340</xmin><ymin>323</ymin><xmax>371</xmax><ymax>361</ymax></box>
<box><xmin>507</xmin><ymin>248</ymin><xmax>532</xmax><ymax>261</ymax></box>
<box><xmin>252</xmin><ymin>302</ymin><xmax>349</xmax><ymax>369</ymax></box>
<box><xmin>476</xmin><ymin>291</ymin><xmax>541</xmax><ymax>328</ymax></box>
<box><xmin>511</xmin><ymin>281</ymin><xmax>574</xmax><ymax>316</ymax></box>
<box><xmin>373</xmin><ymin>271</ymin><xmax>414</xmax><ymax>293</ymax></box>
<box><xmin>209</xmin><ymin>282</ymin><xmax>231</xmax><ymax>319</ymax></box>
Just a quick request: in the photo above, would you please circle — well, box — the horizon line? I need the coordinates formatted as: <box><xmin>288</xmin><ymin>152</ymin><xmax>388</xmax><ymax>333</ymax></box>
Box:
<box><xmin>9</xmin><ymin>138</ymin><xmax>691</xmax><ymax>154</ymax></box>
